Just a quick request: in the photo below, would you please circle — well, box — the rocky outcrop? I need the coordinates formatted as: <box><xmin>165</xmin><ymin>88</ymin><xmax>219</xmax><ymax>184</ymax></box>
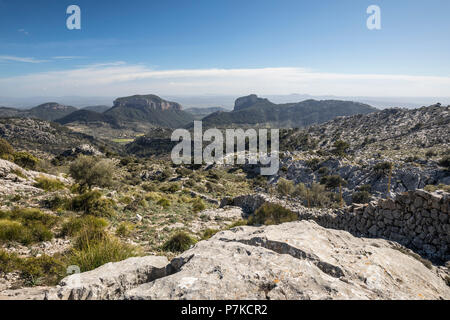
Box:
<box><xmin>59</xmin><ymin>144</ymin><xmax>104</xmax><ymax>158</ymax></box>
<box><xmin>277</xmin><ymin>157</ymin><xmax>450</xmax><ymax>201</ymax></box>
<box><xmin>125</xmin><ymin>221</ymin><xmax>449</xmax><ymax>300</ymax></box>
<box><xmin>113</xmin><ymin>95</ymin><xmax>182</xmax><ymax>111</ymax></box>
<box><xmin>224</xmin><ymin>190</ymin><xmax>450</xmax><ymax>262</ymax></box>
<box><xmin>234</xmin><ymin>94</ymin><xmax>271</xmax><ymax>111</ymax></box>
<box><xmin>0</xmin><ymin>159</ymin><xmax>70</xmax><ymax>196</ymax></box>
<box><xmin>0</xmin><ymin>256</ymin><xmax>170</xmax><ymax>300</ymax></box>
<box><xmin>3</xmin><ymin>221</ymin><xmax>449</xmax><ymax>300</ymax></box>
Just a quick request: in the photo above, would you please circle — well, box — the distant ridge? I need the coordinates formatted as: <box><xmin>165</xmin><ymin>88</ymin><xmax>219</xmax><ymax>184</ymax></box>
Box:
<box><xmin>199</xmin><ymin>94</ymin><xmax>378</xmax><ymax>128</ymax></box>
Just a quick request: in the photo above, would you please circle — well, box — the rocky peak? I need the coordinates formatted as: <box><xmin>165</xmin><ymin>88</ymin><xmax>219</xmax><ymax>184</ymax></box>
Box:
<box><xmin>234</xmin><ymin>94</ymin><xmax>271</xmax><ymax>111</ymax></box>
<box><xmin>113</xmin><ymin>95</ymin><xmax>182</xmax><ymax>111</ymax></box>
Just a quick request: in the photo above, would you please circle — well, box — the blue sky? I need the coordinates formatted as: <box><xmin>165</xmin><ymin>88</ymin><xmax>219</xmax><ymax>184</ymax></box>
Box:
<box><xmin>0</xmin><ymin>0</ymin><xmax>449</xmax><ymax>99</ymax></box>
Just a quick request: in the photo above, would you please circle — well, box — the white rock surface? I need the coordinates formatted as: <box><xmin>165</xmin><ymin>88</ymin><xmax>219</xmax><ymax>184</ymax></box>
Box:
<box><xmin>126</xmin><ymin>221</ymin><xmax>450</xmax><ymax>300</ymax></box>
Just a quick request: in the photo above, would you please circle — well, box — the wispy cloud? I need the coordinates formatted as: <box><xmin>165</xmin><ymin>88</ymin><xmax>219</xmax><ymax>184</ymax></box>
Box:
<box><xmin>0</xmin><ymin>62</ymin><xmax>449</xmax><ymax>98</ymax></box>
<box><xmin>17</xmin><ymin>29</ymin><xmax>29</xmax><ymax>36</ymax></box>
<box><xmin>52</xmin><ymin>56</ymin><xmax>85</xmax><ymax>60</ymax></box>
<box><xmin>0</xmin><ymin>55</ymin><xmax>48</xmax><ymax>63</ymax></box>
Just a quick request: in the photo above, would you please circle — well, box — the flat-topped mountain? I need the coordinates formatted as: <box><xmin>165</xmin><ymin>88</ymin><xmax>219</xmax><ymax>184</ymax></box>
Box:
<box><xmin>104</xmin><ymin>94</ymin><xmax>194</xmax><ymax>128</ymax></box>
<box><xmin>199</xmin><ymin>94</ymin><xmax>377</xmax><ymax>128</ymax></box>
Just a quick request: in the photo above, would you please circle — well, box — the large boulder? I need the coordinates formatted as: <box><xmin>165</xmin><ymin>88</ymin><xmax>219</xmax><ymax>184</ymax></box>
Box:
<box><xmin>125</xmin><ymin>221</ymin><xmax>450</xmax><ymax>300</ymax></box>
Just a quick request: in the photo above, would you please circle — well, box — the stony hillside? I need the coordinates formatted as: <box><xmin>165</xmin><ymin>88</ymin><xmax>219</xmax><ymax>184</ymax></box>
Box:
<box><xmin>0</xmin><ymin>103</ymin><xmax>77</xmax><ymax>122</ymax></box>
<box><xmin>0</xmin><ymin>118</ymin><xmax>115</xmax><ymax>157</ymax></box>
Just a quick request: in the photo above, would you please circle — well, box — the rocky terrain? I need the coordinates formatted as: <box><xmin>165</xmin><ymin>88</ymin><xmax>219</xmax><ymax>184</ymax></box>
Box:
<box><xmin>1</xmin><ymin>220</ymin><xmax>448</xmax><ymax>300</ymax></box>
<box><xmin>0</xmin><ymin>100</ymin><xmax>449</xmax><ymax>300</ymax></box>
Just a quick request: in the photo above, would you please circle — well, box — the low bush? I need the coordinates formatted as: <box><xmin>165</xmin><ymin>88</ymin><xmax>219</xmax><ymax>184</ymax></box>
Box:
<box><xmin>34</xmin><ymin>176</ymin><xmax>65</xmax><ymax>191</ymax></box>
<box><xmin>0</xmin><ymin>209</ymin><xmax>58</xmax><ymax>245</ymax></box>
<box><xmin>162</xmin><ymin>231</ymin><xmax>196</xmax><ymax>252</ymax></box>
<box><xmin>0</xmin><ymin>249</ymin><xmax>65</xmax><ymax>286</ymax></box>
<box><xmin>352</xmin><ymin>191</ymin><xmax>371</xmax><ymax>204</ymax></box>
<box><xmin>192</xmin><ymin>198</ymin><xmax>206</xmax><ymax>213</ymax></box>
<box><xmin>68</xmin><ymin>236</ymin><xmax>140</xmax><ymax>272</ymax></box>
<box><xmin>61</xmin><ymin>215</ymin><xmax>108</xmax><ymax>238</ymax></box>
<box><xmin>248</xmin><ymin>203</ymin><xmax>298</xmax><ymax>226</ymax></box>
<box><xmin>13</xmin><ymin>151</ymin><xmax>39</xmax><ymax>170</ymax></box>
<box><xmin>69</xmin><ymin>155</ymin><xmax>116</xmax><ymax>190</ymax></box>
<box><xmin>159</xmin><ymin>183</ymin><xmax>181</xmax><ymax>193</ymax></box>
<box><xmin>115</xmin><ymin>222</ymin><xmax>135</xmax><ymax>237</ymax></box>
<box><xmin>69</xmin><ymin>191</ymin><xmax>115</xmax><ymax>217</ymax></box>
<box><xmin>276</xmin><ymin>178</ymin><xmax>295</xmax><ymax>196</ymax></box>
<box><xmin>157</xmin><ymin>198</ymin><xmax>171</xmax><ymax>209</ymax></box>
<box><xmin>0</xmin><ymin>138</ymin><xmax>14</xmax><ymax>159</ymax></box>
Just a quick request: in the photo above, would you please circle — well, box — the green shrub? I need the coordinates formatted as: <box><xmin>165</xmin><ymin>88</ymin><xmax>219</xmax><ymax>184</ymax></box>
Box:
<box><xmin>0</xmin><ymin>219</ymin><xmax>27</xmax><ymax>243</ymax></box>
<box><xmin>318</xmin><ymin>166</ymin><xmax>329</xmax><ymax>175</ymax></box>
<box><xmin>68</xmin><ymin>236</ymin><xmax>139</xmax><ymax>272</ymax></box>
<box><xmin>192</xmin><ymin>198</ymin><xmax>206</xmax><ymax>213</ymax></box>
<box><xmin>305</xmin><ymin>158</ymin><xmax>321</xmax><ymax>170</ymax></box>
<box><xmin>374</xmin><ymin>162</ymin><xmax>392</xmax><ymax>174</ymax></box>
<box><xmin>69</xmin><ymin>191</ymin><xmax>115</xmax><ymax>217</ymax></box>
<box><xmin>320</xmin><ymin>175</ymin><xmax>347</xmax><ymax>189</ymax></box>
<box><xmin>352</xmin><ymin>191</ymin><xmax>371</xmax><ymax>204</ymax></box>
<box><xmin>308</xmin><ymin>182</ymin><xmax>332</xmax><ymax>207</ymax></box>
<box><xmin>162</xmin><ymin>231</ymin><xmax>196</xmax><ymax>252</ymax></box>
<box><xmin>61</xmin><ymin>215</ymin><xmax>108</xmax><ymax>238</ymax></box>
<box><xmin>19</xmin><ymin>254</ymin><xmax>66</xmax><ymax>286</ymax></box>
<box><xmin>292</xmin><ymin>183</ymin><xmax>308</xmax><ymax>198</ymax></box>
<box><xmin>332</xmin><ymin>140</ymin><xmax>350</xmax><ymax>156</ymax></box>
<box><xmin>141</xmin><ymin>182</ymin><xmax>157</xmax><ymax>192</ymax></box>
<box><xmin>157</xmin><ymin>197</ymin><xmax>171</xmax><ymax>209</ymax></box>
<box><xmin>176</xmin><ymin>167</ymin><xmax>192</xmax><ymax>176</ymax></box>
<box><xmin>34</xmin><ymin>176</ymin><xmax>65</xmax><ymax>191</ymax></box>
<box><xmin>277</xmin><ymin>178</ymin><xmax>295</xmax><ymax>196</ymax></box>
<box><xmin>69</xmin><ymin>155</ymin><xmax>116</xmax><ymax>190</ymax></box>
<box><xmin>159</xmin><ymin>183</ymin><xmax>180</xmax><ymax>193</ymax></box>
<box><xmin>249</xmin><ymin>203</ymin><xmax>298</xmax><ymax>226</ymax></box>
<box><xmin>0</xmin><ymin>249</ymin><xmax>65</xmax><ymax>286</ymax></box>
<box><xmin>44</xmin><ymin>195</ymin><xmax>70</xmax><ymax>210</ymax></box>
<box><xmin>13</xmin><ymin>151</ymin><xmax>39</xmax><ymax>170</ymax></box>
<box><xmin>0</xmin><ymin>138</ymin><xmax>14</xmax><ymax>159</ymax></box>
<box><xmin>115</xmin><ymin>222</ymin><xmax>135</xmax><ymax>237</ymax></box>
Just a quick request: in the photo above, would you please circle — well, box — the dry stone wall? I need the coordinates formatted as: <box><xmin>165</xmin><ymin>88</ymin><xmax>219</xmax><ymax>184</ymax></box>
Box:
<box><xmin>222</xmin><ymin>189</ymin><xmax>450</xmax><ymax>262</ymax></box>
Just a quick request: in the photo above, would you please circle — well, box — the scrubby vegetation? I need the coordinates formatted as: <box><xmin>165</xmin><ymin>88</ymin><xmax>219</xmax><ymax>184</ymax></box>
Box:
<box><xmin>69</xmin><ymin>155</ymin><xmax>116</xmax><ymax>190</ymax></box>
<box><xmin>34</xmin><ymin>176</ymin><xmax>65</xmax><ymax>191</ymax></box>
<box><xmin>248</xmin><ymin>203</ymin><xmax>298</xmax><ymax>225</ymax></box>
<box><xmin>162</xmin><ymin>231</ymin><xmax>197</xmax><ymax>252</ymax></box>
<box><xmin>0</xmin><ymin>209</ymin><xmax>58</xmax><ymax>245</ymax></box>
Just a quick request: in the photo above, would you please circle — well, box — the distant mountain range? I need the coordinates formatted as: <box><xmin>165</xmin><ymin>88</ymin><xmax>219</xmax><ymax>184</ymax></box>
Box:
<box><xmin>198</xmin><ymin>94</ymin><xmax>378</xmax><ymax>128</ymax></box>
<box><xmin>0</xmin><ymin>94</ymin><xmax>379</xmax><ymax>134</ymax></box>
<box><xmin>0</xmin><ymin>103</ymin><xmax>77</xmax><ymax>121</ymax></box>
